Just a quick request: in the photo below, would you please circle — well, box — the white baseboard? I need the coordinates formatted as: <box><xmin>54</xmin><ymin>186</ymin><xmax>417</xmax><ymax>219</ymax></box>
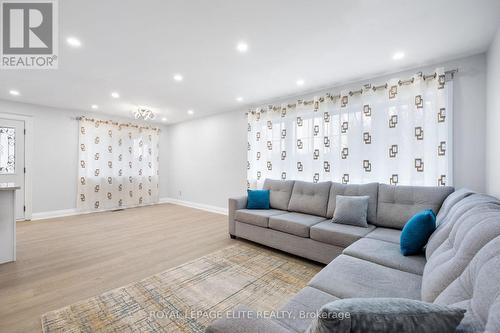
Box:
<box><xmin>31</xmin><ymin>202</ymin><xmax>158</xmax><ymax>221</ymax></box>
<box><xmin>30</xmin><ymin>199</ymin><xmax>227</xmax><ymax>221</ymax></box>
<box><xmin>31</xmin><ymin>208</ymin><xmax>81</xmax><ymax>220</ymax></box>
<box><xmin>160</xmin><ymin>197</ymin><xmax>228</xmax><ymax>215</ymax></box>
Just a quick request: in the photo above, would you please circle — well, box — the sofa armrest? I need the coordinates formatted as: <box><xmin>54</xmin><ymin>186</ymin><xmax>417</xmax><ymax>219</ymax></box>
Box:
<box><xmin>206</xmin><ymin>305</ymin><xmax>292</xmax><ymax>333</ymax></box>
<box><xmin>228</xmin><ymin>195</ymin><xmax>247</xmax><ymax>235</ymax></box>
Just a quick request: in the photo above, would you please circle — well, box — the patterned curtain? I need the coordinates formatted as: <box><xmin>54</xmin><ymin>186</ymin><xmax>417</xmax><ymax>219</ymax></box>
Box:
<box><xmin>247</xmin><ymin>69</ymin><xmax>452</xmax><ymax>189</ymax></box>
<box><xmin>77</xmin><ymin>118</ymin><xmax>160</xmax><ymax>211</ymax></box>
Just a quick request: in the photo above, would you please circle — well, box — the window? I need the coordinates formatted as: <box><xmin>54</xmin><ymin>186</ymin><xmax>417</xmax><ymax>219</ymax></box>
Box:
<box><xmin>247</xmin><ymin>69</ymin><xmax>452</xmax><ymax>188</ymax></box>
<box><xmin>0</xmin><ymin>127</ymin><xmax>15</xmax><ymax>174</ymax></box>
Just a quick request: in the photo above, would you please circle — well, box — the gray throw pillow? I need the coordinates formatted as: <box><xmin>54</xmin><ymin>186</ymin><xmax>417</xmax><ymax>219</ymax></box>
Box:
<box><xmin>306</xmin><ymin>298</ymin><xmax>465</xmax><ymax>333</ymax></box>
<box><xmin>332</xmin><ymin>195</ymin><xmax>369</xmax><ymax>227</ymax></box>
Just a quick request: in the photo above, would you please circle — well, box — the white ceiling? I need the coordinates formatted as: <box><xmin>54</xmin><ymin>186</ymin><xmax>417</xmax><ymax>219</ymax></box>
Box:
<box><xmin>1</xmin><ymin>0</ymin><xmax>500</xmax><ymax>123</ymax></box>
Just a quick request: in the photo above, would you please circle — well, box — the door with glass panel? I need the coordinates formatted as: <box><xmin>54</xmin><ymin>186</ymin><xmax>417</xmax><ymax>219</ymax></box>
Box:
<box><xmin>0</xmin><ymin>118</ymin><xmax>25</xmax><ymax>220</ymax></box>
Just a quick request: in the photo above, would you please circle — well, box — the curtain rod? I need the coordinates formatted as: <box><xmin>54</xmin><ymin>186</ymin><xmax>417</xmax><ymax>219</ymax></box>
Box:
<box><xmin>76</xmin><ymin>116</ymin><xmax>161</xmax><ymax>132</ymax></box>
<box><xmin>247</xmin><ymin>68</ymin><xmax>458</xmax><ymax>114</ymax></box>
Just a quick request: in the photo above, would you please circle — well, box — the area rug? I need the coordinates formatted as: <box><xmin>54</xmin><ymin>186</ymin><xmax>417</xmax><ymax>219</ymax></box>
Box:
<box><xmin>41</xmin><ymin>244</ymin><xmax>322</xmax><ymax>333</ymax></box>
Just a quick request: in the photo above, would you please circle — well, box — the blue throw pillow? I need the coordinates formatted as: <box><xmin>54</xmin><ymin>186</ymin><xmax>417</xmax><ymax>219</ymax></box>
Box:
<box><xmin>400</xmin><ymin>209</ymin><xmax>436</xmax><ymax>256</ymax></box>
<box><xmin>246</xmin><ymin>189</ymin><xmax>270</xmax><ymax>209</ymax></box>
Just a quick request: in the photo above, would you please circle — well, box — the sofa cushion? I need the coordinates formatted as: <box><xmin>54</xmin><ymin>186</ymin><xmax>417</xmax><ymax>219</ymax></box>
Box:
<box><xmin>277</xmin><ymin>286</ymin><xmax>339</xmax><ymax>333</ymax></box>
<box><xmin>365</xmin><ymin>227</ymin><xmax>401</xmax><ymax>244</ymax></box>
<box><xmin>434</xmin><ymin>188</ymin><xmax>475</xmax><ymax>227</ymax></box>
<box><xmin>308</xmin><ymin>254</ymin><xmax>422</xmax><ymax>300</ymax></box>
<box><xmin>269</xmin><ymin>212</ymin><xmax>327</xmax><ymax>238</ymax></box>
<box><xmin>485</xmin><ymin>298</ymin><xmax>500</xmax><ymax>333</ymax></box>
<box><xmin>206</xmin><ymin>304</ymin><xmax>292</xmax><ymax>333</ymax></box>
<box><xmin>332</xmin><ymin>195</ymin><xmax>370</xmax><ymax>227</ymax></box>
<box><xmin>310</xmin><ymin>221</ymin><xmax>375</xmax><ymax>248</ymax></box>
<box><xmin>426</xmin><ymin>189</ymin><xmax>478</xmax><ymax>260</ymax></box>
<box><xmin>263</xmin><ymin>179</ymin><xmax>295</xmax><ymax>211</ymax></box>
<box><xmin>343</xmin><ymin>238</ymin><xmax>426</xmax><ymax>275</ymax></box>
<box><xmin>246</xmin><ymin>189</ymin><xmax>270</xmax><ymax>209</ymax></box>
<box><xmin>433</xmin><ymin>236</ymin><xmax>500</xmax><ymax>333</ymax></box>
<box><xmin>235</xmin><ymin>209</ymin><xmax>287</xmax><ymax>228</ymax></box>
<box><xmin>288</xmin><ymin>181</ymin><xmax>331</xmax><ymax>217</ymax></box>
<box><xmin>421</xmin><ymin>194</ymin><xmax>500</xmax><ymax>303</ymax></box>
<box><xmin>307</xmin><ymin>298</ymin><xmax>465</xmax><ymax>333</ymax></box>
<box><xmin>235</xmin><ymin>221</ymin><xmax>343</xmax><ymax>264</ymax></box>
<box><xmin>400</xmin><ymin>209</ymin><xmax>436</xmax><ymax>256</ymax></box>
<box><xmin>327</xmin><ymin>182</ymin><xmax>379</xmax><ymax>223</ymax></box>
<box><xmin>376</xmin><ymin>184</ymin><xmax>454</xmax><ymax>229</ymax></box>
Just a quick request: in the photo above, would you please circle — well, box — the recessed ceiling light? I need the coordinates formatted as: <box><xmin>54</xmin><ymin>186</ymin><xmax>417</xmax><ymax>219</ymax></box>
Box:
<box><xmin>9</xmin><ymin>90</ymin><xmax>20</xmax><ymax>96</ymax></box>
<box><xmin>236</xmin><ymin>97</ymin><xmax>243</xmax><ymax>102</ymax></box>
<box><xmin>173</xmin><ymin>74</ymin><xmax>183</xmax><ymax>81</ymax></box>
<box><xmin>236</xmin><ymin>41</ymin><xmax>248</xmax><ymax>53</ymax></box>
<box><xmin>161</xmin><ymin>117</ymin><xmax>168</xmax><ymax>122</ymax></box>
<box><xmin>66</xmin><ymin>37</ymin><xmax>82</xmax><ymax>48</ymax></box>
<box><xmin>392</xmin><ymin>52</ymin><xmax>405</xmax><ymax>60</ymax></box>
<box><xmin>187</xmin><ymin>110</ymin><xmax>194</xmax><ymax>115</ymax></box>
<box><xmin>91</xmin><ymin>104</ymin><xmax>98</xmax><ymax>110</ymax></box>
<box><xmin>296</xmin><ymin>79</ymin><xmax>305</xmax><ymax>86</ymax></box>
<box><xmin>111</xmin><ymin>92</ymin><xmax>120</xmax><ymax>98</ymax></box>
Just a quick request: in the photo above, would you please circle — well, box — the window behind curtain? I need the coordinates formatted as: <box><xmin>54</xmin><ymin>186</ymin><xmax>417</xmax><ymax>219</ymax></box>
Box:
<box><xmin>247</xmin><ymin>69</ymin><xmax>452</xmax><ymax>188</ymax></box>
<box><xmin>77</xmin><ymin>118</ymin><xmax>160</xmax><ymax>211</ymax></box>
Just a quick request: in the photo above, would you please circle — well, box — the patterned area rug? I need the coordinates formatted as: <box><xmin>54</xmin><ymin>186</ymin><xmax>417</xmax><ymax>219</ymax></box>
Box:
<box><xmin>41</xmin><ymin>244</ymin><xmax>322</xmax><ymax>332</ymax></box>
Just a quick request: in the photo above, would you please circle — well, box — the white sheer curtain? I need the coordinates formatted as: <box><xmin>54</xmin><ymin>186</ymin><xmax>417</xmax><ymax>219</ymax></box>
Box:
<box><xmin>248</xmin><ymin>69</ymin><xmax>452</xmax><ymax>188</ymax></box>
<box><xmin>77</xmin><ymin>118</ymin><xmax>160</xmax><ymax>211</ymax></box>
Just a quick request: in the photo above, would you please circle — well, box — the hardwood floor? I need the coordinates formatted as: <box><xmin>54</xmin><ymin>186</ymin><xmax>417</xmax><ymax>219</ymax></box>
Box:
<box><xmin>0</xmin><ymin>204</ymin><xmax>235</xmax><ymax>333</ymax></box>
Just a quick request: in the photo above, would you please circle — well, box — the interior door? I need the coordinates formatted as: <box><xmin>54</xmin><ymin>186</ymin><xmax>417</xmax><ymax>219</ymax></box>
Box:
<box><xmin>0</xmin><ymin>118</ymin><xmax>25</xmax><ymax>220</ymax></box>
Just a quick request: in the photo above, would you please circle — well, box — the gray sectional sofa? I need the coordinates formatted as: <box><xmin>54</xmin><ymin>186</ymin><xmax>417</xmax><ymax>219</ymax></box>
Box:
<box><xmin>208</xmin><ymin>179</ymin><xmax>500</xmax><ymax>332</ymax></box>
<box><xmin>228</xmin><ymin>179</ymin><xmax>453</xmax><ymax>264</ymax></box>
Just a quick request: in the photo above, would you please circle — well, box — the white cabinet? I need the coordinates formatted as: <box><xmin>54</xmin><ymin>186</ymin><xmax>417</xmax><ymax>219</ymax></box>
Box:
<box><xmin>0</xmin><ymin>183</ymin><xmax>19</xmax><ymax>264</ymax></box>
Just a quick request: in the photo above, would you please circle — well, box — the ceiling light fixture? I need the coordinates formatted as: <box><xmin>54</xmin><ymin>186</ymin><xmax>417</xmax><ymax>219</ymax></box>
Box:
<box><xmin>392</xmin><ymin>51</ymin><xmax>405</xmax><ymax>60</ymax></box>
<box><xmin>91</xmin><ymin>104</ymin><xmax>98</xmax><ymax>110</ymax></box>
<box><xmin>9</xmin><ymin>90</ymin><xmax>20</xmax><ymax>96</ymax></box>
<box><xmin>187</xmin><ymin>109</ymin><xmax>194</xmax><ymax>115</ymax></box>
<box><xmin>134</xmin><ymin>107</ymin><xmax>156</xmax><ymax>120</ymax></box>
<box><xmin>296</xmin><ymin>79</ymin><xmax>305</xmax><ymax>86</ymax></box>
<box><xmin>66</xmin><ymin>37</ymin><xmax>82</xmax><ymax>48</ymax></box>
<box><xmin>236</xmin><ymin>97</ymin><xmax>243</xmax><ymax>102</ymax></box>
<box><xmin>236</xmin><ymin>41</ymin><xmax>248</xmax><ymax>53</ymax></box>
<box><xmin>161</xmin><ymin>117</ymin><xmax>168</xmax><ymax>122</ymax></box>
<box><xmin>173</xmin><ymin>74</ymin><xmax>183</xmax><ymax>81</ymax></box>
<box><xmin>111</xmin><ymin>92</ymin><xmax>120</xmax><ymax>98</ymax></box>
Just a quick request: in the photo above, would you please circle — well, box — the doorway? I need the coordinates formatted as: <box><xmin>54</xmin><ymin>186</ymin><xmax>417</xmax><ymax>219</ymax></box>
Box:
<box><xmin>0</xmin><ymin>117</ymin><xmax>26</xmax><ymax>220</ymax></box>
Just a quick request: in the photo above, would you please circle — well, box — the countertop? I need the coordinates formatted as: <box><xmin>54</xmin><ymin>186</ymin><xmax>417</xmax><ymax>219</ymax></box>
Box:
<box><xmin>0</xmin><ymin>183</ymin><xmax>20</xmax><ymax>191</ymax></box>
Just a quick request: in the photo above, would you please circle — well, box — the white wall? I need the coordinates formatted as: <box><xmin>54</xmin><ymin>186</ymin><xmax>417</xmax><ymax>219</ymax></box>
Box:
<box><xmin>166</xmin><ymin>54</ymin><xmax>488</xmax><ymax>210</ymax></box>
<box><xmin>486</xmin><ymin>25</ymin><xmax>500</xmax><ymax>197</ymax></box>
<box><xmin>443</xmin><ymin>54</ymin><xmax>487</xmax><ymax>193</ymax></box>
<box><xmin>0</xmin><ymin>100</ymin><xmax>169</xmax><ymax>215</ymax></box>
<box><xmin>166</xmin><ymin>110</ymin><xmax>248</xmax><ymax>209</ymax></box>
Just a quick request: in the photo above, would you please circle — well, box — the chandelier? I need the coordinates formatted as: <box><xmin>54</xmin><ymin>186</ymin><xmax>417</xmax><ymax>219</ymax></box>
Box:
<box><xmin>134</xmin><ymin>107</ymin><xmax>156</xmax><ymax>120</ymax></box>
